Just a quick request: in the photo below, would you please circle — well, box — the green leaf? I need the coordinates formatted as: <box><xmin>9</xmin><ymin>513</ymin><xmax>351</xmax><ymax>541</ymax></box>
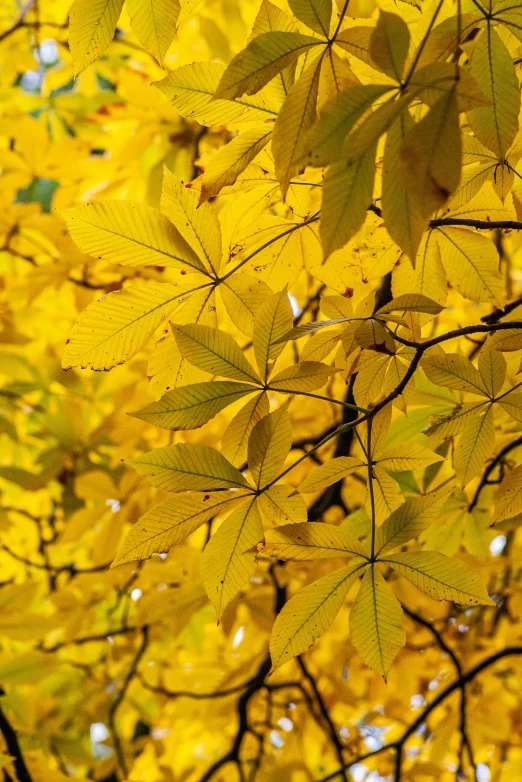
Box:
<box><xmin>349</xmin><ymin>565</ymin><xmax>405</xmax><ymax>678</ymax></box>
<box><xmin>130</xmin><ymin>381</ymin><xmax>256</xmax><ymax>431</ymax></box>
<box><xmin>269</xmin><ymin>560</ymin><xmax>367</xmax><ymax>669</ymax></box>
<box><xmin>69</xmin><ymin>0</ymin><xmax>124</xmax><ymax>76</ymax></box>
<box><xmin>248</xmin><ymin>403</ymin><xmax>292</xmax><ymax>488</ymax></box>
<box><xmin>129</xmin><ymin>443</ymin><xmax>251</xmax><ymax>491</ymax></box>
<box><xmin>260</xmin><ymin>522</ymin><xmax>368</xmax><ymax>559</ymax></box>
<box><xmin>214</xmin><ymin>32</ymin><xmax>322</xmax><ymax>101</ymax></box>
<box><xmin>382</xmin><ymin>551</ymin><xmax>495</xmax><ymax>605</ymax></box>
<box><xmin>202</xmin><ymin>498</ymin><xmax>264</xmax><ymax>619</ymax></box>
<box><xmin>60</xmin><ymin>201</ymin><xmax>204</xmax><ymax>272</ymax></box>
<box><xmin>173</xmin><ymin>324</ymin><xmax>262</xmax><ymax>384</ymax></box>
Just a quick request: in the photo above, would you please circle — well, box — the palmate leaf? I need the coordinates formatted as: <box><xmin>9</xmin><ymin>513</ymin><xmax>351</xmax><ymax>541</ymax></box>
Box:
<box><xmin>369</xmin><ymin>10</ymin><xmax>410</xmax><ymax>82</ymax></box>
<box><xmin>257</xmin><ymin>485</ymin><xmax>308</xmax><ymax>525</ymax></box>
<box><xmin>382</xmin><ymin>551</ymin><xmax>494</xmax><ymax>605</ymax></box>
<box><xmin>127</xmin><ymin>0</ymin><xmax>180</xmax><ymax>63</ymax></box>
<box><xmin>436</xmin><ymin>227</ymin><xmax>503</xmax><ymax>306</ymax></box>
<box><xmin>349</xmin><ymin>565</ymin><xmax>405</xmax><ymax>679</ymax></box>
<box><xmin>59</xmin><ymin>202</ymin><xmax>205</xmax><ymax>272</ymax></box>
<box><xmin>493</xmin><ymin>465</ymin><xmax>522</xmax><ymax>524</ymax></box>
<box><xmin>202</xmin><ymin>497</ymin><xmax>264</xmax><ymax>620</ymax></box>
<box><xmin>161</xmin><ymin>169</ymin><xmax>222</xmax><ymax>275</ymax></box>
<box><xmin>269</xmin><ymin>559</ymin><xmax>367</xmax><ymax>669</ymax></box>
<box><xmin>156</xmin><ymin>62</ymin><xmax>279</xmax><ymax>125</ymax></box>
<box><xmin>129</xmin><ymin>443</ymin><xmax>251</xmax><ymax>492</ymax></box>
<box><xmin>62</xmin><ymin>282</ymin><xmax>189</xmax><ymax>371</ymax></box>
<box><xmin>454</xmin><ymin>404</ymin><xmax>495</xmax><ymax>486</ymax></box>
<box><xmin>253</xmin><ymin>288</ymin><xmax>293</xmax><ymax>380</ymax></box>
<box><xmin>268</xmin><ymin>361</ymin><xmax>338</xmax><ymax>391</ymax></box>
<box><xmin>298</xmin><ymin>456</ymin><xmax>365</xmax><ymax>494</ymax></box>
<box><xmin>112</xmin><ymin>491</ymin><xmax>243</xmax><ymax>566</ymax></box>
<box><xmin>173</xmin><ymin>324</ymin><xmax>262</xmax><ymax>384</ymax></box>
<box><xmin>289</xmin><ymin>0</ymin><xmax>332</xmax><ymax>36</ymax></box>
<box><xmin>272</xmin><ymin>54</ymin><xmax>323</xmax><ymax>197</ymax></box>
<box><xmin>69</xmin><ymin>0</ymin><xmax>124</xmax><ymax>76</ymax></box>
<box><xmin>199</xmin><ymin>128</ymin><xmax>273</xmax><ymax>203</ymax></box>
<box><xmin>222</xmin><ymin>391</ymin><xmax>270</xmax><ymax>467</ymax></box>
<box><xmin>422</xmin><ymin>352</ymin><xmax>488</xmax><ymax>395</ymax></box>
<box><xmin>220</xmin><ymin>275</ymin><xmax>273</xmax><ymax>338</ymax></box>
<box><xmin>468</xmin><ymin>26</ymin><xmax>520</xmax><ymax>160</ymax></box>
<box><xmin>478</xmin><ymin>348</ymin><xmax>506</xmax><ymax>398</ymax></box>
<box><xmin>260</xmin><ymin>522</ymin><xmax>368</xmax><ymax>560</ymax></box>
<box><xmin>130</xmin><ymin>381</ymin><xmax>257</xmax><ymax>431</ymax></box>
<box><xmin>214</xmin><ymin>32</ymin><xmax>323</xmax><ymax>102</ymax></box>
<box><xmin>248</xmin><ymin>403</ymin><xmax>292</xmax><ymax>488</ymax></box>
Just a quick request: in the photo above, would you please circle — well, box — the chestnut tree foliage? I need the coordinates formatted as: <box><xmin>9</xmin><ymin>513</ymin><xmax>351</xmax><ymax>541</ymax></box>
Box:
<box><xmin>2</xmin><ymin>0</ymin><xmax>522</xmax><ymax>779</ymax></box>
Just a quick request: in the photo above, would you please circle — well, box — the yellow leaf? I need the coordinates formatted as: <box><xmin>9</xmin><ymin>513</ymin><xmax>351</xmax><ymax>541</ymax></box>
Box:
<box><xmin>269</xmin><ymin>361</ymin><xmax>338</xmax><ymax>391</ymax></box>
<box><xmin>377</xmin><ymin>443</ymin><xmax>443</xmax><ymax>472</ymax></box>
<box><xmin>202</xmin><ymin>498</ymin><xmax>264</xmax><ymax>619</ymax></box>
<box><xmin>288</xmin><ymin>0</ymin><xmax>331</xmax><ymax>36</ymax></box>
<box><xmin>436</xmin><ymin>227</ymin><xmax>503</xmax><ymax>306</ymax></box>
<box><xmin>354</xmin><ymin>318</ymin><xmax>396</xmax><ymax>354</ymax></box>
<box><xmin>220</xmin><ymin>274</ymin><xmax>273</xmax><ymax>337</ymax></box>
<box><xmin>253</xmin><ymin>287</ymin><xmax>293</xmax><ymax>380</ymax></box>
<box><xmin>257</xmin><ymin>484</ymin><xmax>308</xmax><ymax>525</ymax></box>
<box><xmin>426</xmin><ymin>401</ymin><xmax>488</xmax><ymax>438</ymax></box>
<box><xmin>60</xmin><ymin>201</ymin><xmax>204</xmax><ymax>272</ymax></box>
<box><xmin>422</xmin><ymin>352</ymin><xmax>488</xmax><ymax>395</ymax></box>
<box><xmin>375</xmin><ymin>485</ymin><xmax>456</xmax><ymax>555</ymax></box>
<box><xmin>399</xmin><ymin>90</ymin><xmax>461</xmax><ymax>218</ymax></box>
<box><xmin>214</xmin><ymin>32</ymin><xmax>322</xmax><ymax>101</ymax></box>
<box><xmin>129</xmin><ymin>443</ymin><xmax>251</xmax><ymax>491</ymax></box>
<box><xmin>273</xmin><ymin>55</ymin><xmax>322</xmax><ymax>197</ymax></box>
<box><xmin>493</xmin><ymin>465</ymin><xmax>522</xmax><ymax>523</ymax></box>
<box><xmin>382</xmin><ymin>110</ymin><xmax>427</xmax><ymax>262</ymax></box>
<box><xmin>69</xmin><ymin>0</ymin><xmax>124</xmax><ymax>76</ymax></box>
<box><xmin>478</xmin><ymin>348</ymin><xmax>506</xmax><ymax>398</ymax></box>
<box><xmin>468</xmin><ymin>26</ymin><xmax>521</xmax><ymax>159</ymax></box>
<box><xmin>248</xmin><ymin>403</ymin><xmax>292</xmax><ymax>487</ymax></box>
<box><xmin>199</xmin><ymin>127</ymin><xmax>272</xmax><ymax>202</ymax></box>
<box><xmin>161</xmin><ymin>168</ymin><xmax>222</xmax><ymax>275</ymax></box>
<box><xmin>349</xmin><ymin>565</ymin><xmax>405</xmax><ymax>678</ymax></box>
<box><xmin>127</xmin><ymin>0</ymin><xmax>180</xmax><ymax>63</ymax></box>
<box><xmin>382</xmin><ymin>551</ymin><xmax>494</xmax><ymax>605</ymax></box>
<box><xmin>320</xmin><ymin>141</ymin><xmax>377</xmax><ymax>259</ymax></box>
<box><xmin>222</xmin><ymin>391</ymin><xmax>270</xmax><ymax>467</ymax></box>
<box><xmin>299</xmin><ymin>456</ymin><xmax>365</xmax><ymax>493</ymax></box>
<box><xmin>147</xmin><ymin>334</ymin><xmax>210</xmax><ymax>397</ymax></box>
<box><xmin>173</xmin><ymin>324</ymin><xmax>261</xmax><ymax>384</ymax></box>
<box><xmin>334</xmin><ymin>25</ymin><xmax>373</xmax><ymax>63</ymax></box>
<box><xmin>269</xmin><ymin>559</ymin><xmax>366</xmax><ymax>669</ymax></box>
<box><xmin>130</xmin><ymin>381</ymin><xmax>256</xmax><ymax>431</ymax></box>
<box><xmin>300</xmin><ymin>84</ymin><xmax>393</xmax><ymax>167</ymax></box>
<box><xmin>376</xmin><ymin>294</ymin><xmax>444</xmax><ymax>316</ymax></box>
<box><xmin>62</xmin><ymin>282</ymin><xmax>187</xmax><ymax>371</ymax></box>
<box><xmin>369</xmin><ymin>11</ymin><xmax>410</xmax><ymax>82</ymax></box>
<box><xmin>318</xmin><ymin>49</ymin><xmax>360</xmax><ymax>107</ymax></box>
<box><xmin>112</xmin><ymin>492</ymin><xmax>240</xmax><ymax>566</ymax></box>
<box><xmin>260</xmin><ymin>521</ymin><xmax>368</xmax><ymax>559</ymax></box>
<box><xmin>368</xmin><ymin>466</ymin><xmax>404</xmax><ymax>526</ymax></box>
<box><xmin>301</xmin><ymin>328</ymin><xmax>344</xmax><ymax>361</ymax></box>
<box><xmin>156</xmin><ymin>63</ymin><xmax>279</xmax><ymax>125</ymax></box>
<box><xmin>499</xmin><ymin>392</ymin><xmax>522</xmax><ymax>423</ymax></box>
<box><xmin>454</xmin><ymin>404</ymin><xmax>495</xmax><ymax>486</ymax></box>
